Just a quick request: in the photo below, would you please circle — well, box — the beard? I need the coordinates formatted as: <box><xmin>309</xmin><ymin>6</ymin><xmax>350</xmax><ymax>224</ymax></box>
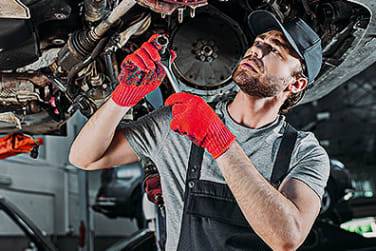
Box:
<box><xmin>232</xmin><ymin>62</ymin><xmax>288</xmax><ymax>98</ymax></box>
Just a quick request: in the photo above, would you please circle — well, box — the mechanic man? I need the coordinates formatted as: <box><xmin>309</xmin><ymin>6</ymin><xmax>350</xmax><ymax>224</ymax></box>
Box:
<box><xmin>69</xmin><ymin>10</ymin><xmax>330</xmax><ymax>251</ymax></box>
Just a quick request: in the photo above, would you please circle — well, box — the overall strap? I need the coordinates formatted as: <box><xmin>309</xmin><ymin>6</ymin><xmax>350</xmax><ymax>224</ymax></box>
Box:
<box><xmin>182</xmin><ymin>101</ymin><xmax>219</xmax><ymax>202</ymax></box>
<box><xmin>183</xmin><ymin>143</ymin><xmax>205</xmax><ymax>201</ymax></box>
<box><xmin>270</xmin><ymin>123</ymin><xmax>298</xmax><ymax>185</ymax></box>
<box><xmin>187</xmin><ymin>143</ymin><xmax>205</xmax><ymax>181</ymax></box>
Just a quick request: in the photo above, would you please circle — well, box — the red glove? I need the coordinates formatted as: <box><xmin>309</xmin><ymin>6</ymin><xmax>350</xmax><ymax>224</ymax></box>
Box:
<box><xmin>112</xmin><ymin>34</ymin><xmax>176</xmax><ymax>107</ymax></box>
<box><xmin>144</xmin><ymin>174</ymin><xmax>163</xmax><ymax>205</ymax></box>
<box><xmin>165</xmin><ymin>92</ymin><xmax>236</xmax><ymax>158</ymax></box>
<box><xmin>0</xmin><ymin>133</ymin><xmax>43</xmax><ymax>159</ymax></box>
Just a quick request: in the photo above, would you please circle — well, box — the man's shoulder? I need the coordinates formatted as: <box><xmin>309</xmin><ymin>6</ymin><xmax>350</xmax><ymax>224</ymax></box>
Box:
<box><xmin>286</xmin><ymin>127</ymin><xmax>330</xmax><ymax>200</ymax></box>
<box><xmin>275</xmin><ymin>123</ymin><xmax>329</xmax><ymax>166</ymax></box>
<box><xmin>291</xmin><ymin>128</ymin><xmax>330</xmax><ymax>177</ymax></box>
<box><xmin>294</xmin><ymin>129</ymin><xmax>326</xmax><ymax>156</ymax></box>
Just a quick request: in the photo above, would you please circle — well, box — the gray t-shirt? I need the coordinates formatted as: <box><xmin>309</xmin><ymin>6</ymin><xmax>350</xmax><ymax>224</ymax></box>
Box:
<box><xmin>123</xmin><ymin>99</ymin><xmax>330</xmax><ymax>251</ymax></box>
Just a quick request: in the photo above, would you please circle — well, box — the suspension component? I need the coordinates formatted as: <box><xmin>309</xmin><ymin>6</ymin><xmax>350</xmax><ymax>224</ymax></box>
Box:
<box><xmin>56</xmin><ymin>0</ymin><xmax>137</xmax><ymax>73</ymax></box>
<box><xmin>85</xmin><ymin>0</ymin><xmax>107</xmax><ymax>23</ymax></box>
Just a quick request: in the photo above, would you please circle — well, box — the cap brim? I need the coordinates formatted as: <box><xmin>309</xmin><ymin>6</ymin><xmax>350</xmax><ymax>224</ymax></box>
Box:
<box><xmin>247</xmin><ymin>10</ymin><xmax>304</xmax><ymax>59</ymax></box>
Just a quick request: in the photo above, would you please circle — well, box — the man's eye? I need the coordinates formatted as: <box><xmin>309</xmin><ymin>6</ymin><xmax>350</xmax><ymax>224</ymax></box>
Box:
<box><xmin>272</xmin><ymin>47</ymin><xmax>282</xmax><ymax>56</ymax></box>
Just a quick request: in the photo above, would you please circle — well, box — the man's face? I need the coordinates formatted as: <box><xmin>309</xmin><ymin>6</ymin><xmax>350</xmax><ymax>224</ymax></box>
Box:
<box><xmin>232</xmin><ymin>30</ymin><xmax>304</xmax><ymax>98</ymax></box>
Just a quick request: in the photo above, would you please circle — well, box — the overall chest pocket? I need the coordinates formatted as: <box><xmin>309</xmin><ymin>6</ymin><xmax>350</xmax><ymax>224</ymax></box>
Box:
<box><xmin>186</xmin><ymin>180</ymin><xmax>251</xmax><ymax>228</ymax></box>
<box><xmin>184</xmin><ymin>180</ymin><xmax>272</xmax><ymax>251</ymax></box>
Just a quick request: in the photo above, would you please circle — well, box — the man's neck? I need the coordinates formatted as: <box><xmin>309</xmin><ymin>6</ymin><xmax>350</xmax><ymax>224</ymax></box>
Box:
<box><xmin>227</xmin><ymin>91</ymin><xmax>283</xmax><ymax>129</ymax></box>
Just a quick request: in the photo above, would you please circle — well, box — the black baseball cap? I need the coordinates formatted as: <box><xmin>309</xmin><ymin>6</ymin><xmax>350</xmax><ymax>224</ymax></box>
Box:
<box><xmin>247</xmin><ymin>10</ymin><xmax>322</xmax><ymax>85</ymax></box>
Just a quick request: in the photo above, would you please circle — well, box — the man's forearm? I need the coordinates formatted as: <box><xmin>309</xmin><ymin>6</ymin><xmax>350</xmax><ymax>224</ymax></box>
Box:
<box><xmin>70</xmin><ymin>34</ymin><xmax>167</xmax><ymax>168</ymax></box>
<box><xmin>216</xmin><ymin>142</ymin><xmax>303</xmax><ymax>250</ymax></box>
<box><xmin>69</xmin><ymin>98</ymin><xmax>130</xmax><ymax>168</ymax></box>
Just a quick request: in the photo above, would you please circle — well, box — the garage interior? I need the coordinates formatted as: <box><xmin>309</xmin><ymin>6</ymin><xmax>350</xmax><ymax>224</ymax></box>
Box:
<box><xmin>1</xmin><ymin>0</ymin><xmax>376</xmax><ymax>250</ymax></box>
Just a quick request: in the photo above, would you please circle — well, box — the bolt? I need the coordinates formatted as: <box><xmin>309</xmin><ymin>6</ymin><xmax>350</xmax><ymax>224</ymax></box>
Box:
<box><xmin>188</xmin><ymin>181</ymin><xmax>195</xmax><ymax>188</ymax></box>
<box><xmin>54</xmin><ymin>13</ymin><xmax>66</xmax><ymax>20</ymax></box>
<box><xmin>178</xmin><ymin>8</ymin><xmax>184</xmax><ymax>23</ymax></box>
<box><xmin>52</xmin><ymin>39</ymin><xmax>65</xmax><ymax>45</ymax></box>
<box><xmin>202</xmin><ymin>45</ymin><xmax>213</xmax><ymax>56</ymax></box>
<box><xmin>156</xmin><ymin>35</ymin><xmax>169</xmax><ymax>55</ymax></box>
<box><xmin>190</xmin><ymin>8</ymin><xmax>196</xmax><ymax>18</ymax></box>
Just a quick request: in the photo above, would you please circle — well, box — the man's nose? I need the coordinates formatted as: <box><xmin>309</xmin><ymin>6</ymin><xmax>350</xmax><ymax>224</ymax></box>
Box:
<box><xmin>249</xmin><ymin>43</ymin><xmax>271</xmax><ymax>59</ymax></box>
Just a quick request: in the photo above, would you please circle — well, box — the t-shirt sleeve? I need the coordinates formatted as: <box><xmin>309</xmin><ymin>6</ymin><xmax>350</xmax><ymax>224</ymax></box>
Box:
<box><xmin>121</xmin><ymin>106</ymin><xmax>171</xmax><ymax>160</ymax></box>
<box><xmin>286</xmin><ymin>132</ymin><xmax>330</xmax><ymax>201</ymax></box>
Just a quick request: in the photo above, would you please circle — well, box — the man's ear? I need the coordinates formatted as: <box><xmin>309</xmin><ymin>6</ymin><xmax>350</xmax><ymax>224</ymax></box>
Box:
<box><xmin>289</xmin><ymin>77</ymin><xmax>308</xmax><ymax>94</ymax></box>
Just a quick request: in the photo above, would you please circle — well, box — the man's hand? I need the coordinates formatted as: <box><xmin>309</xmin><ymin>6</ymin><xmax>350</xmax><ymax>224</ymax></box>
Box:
<box><xmin>112</xmin><ymin>34</ymin><xmax>175</xmax><ymax>107</ymax></box>
<box><xmin>165</xmin><ymin>92</ymin><xmax>236</xmax><ymax>158</ymax></box>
